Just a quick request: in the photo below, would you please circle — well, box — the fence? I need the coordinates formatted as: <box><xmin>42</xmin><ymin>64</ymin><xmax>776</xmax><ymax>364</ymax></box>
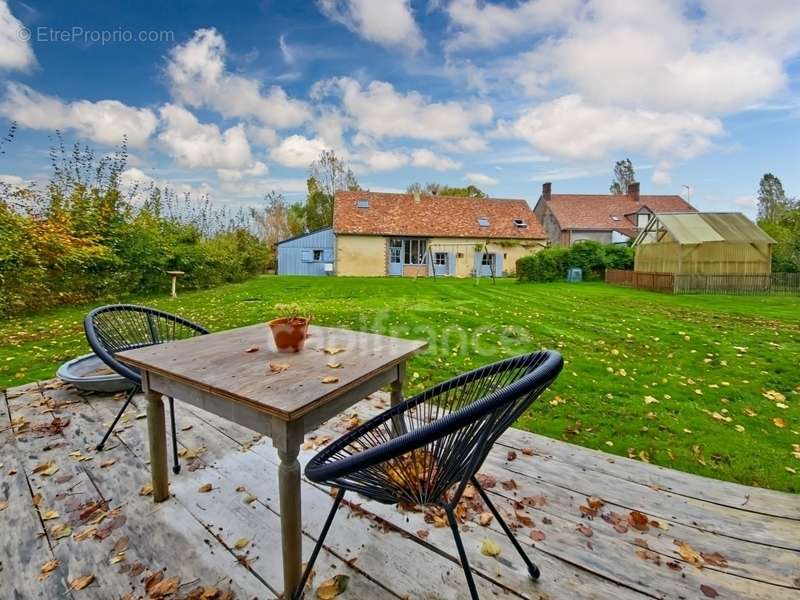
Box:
<box><xmin>605</xmin><ymin>269</ymin><xmax>800</xmax><ymax>295</ymax></box>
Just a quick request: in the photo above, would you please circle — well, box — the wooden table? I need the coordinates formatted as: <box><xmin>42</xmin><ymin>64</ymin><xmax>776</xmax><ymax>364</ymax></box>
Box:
<box><xmin>117</xmin><ymin>324</ymin><xmax>426</xmax><ymax>596</ymax></box>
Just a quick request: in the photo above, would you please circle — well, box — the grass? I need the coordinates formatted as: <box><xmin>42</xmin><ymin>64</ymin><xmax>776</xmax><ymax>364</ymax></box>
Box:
<box><xmin>1</xmin><ymin>275</ymin><xmax>798</xmax><ymax>493</ymax></box>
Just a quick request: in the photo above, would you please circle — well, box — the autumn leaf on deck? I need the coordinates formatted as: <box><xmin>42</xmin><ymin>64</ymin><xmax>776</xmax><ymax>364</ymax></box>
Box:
<box><xmin>149</xmin><ymin>576</ymin><xmax>181</xmax><ymax>598</ymax></box>
<box><xmin>233</xmin><ymin>537</ymin><xmax>250</xmax><ymax>549</ymax></box>
<box><xmin>245</xmin><ymin>346</ymin><xmax>259</xmax><ymax>353</ymax></box>
<box><xmin>69</xmin><ymin>574</ymin><xmax>95</xmax><ymax>590</ymax></box>
<box><xmin>478</xmin><ymin>512</ymin><xmax>493</xmax><ymax>526</ymax></box>
<box><xmin>268</xmin><ymin>361</ymin><xmax>290</xmax><ymax>374</ymax></box>
<box><xmin>139</xmin><ymin>483</ymin><xmax>153</xmax><ymax>496</ymax></box>
<box><xmin>50</xmin><ymin>523</ymin><xmax>72</xmax><ymax>539</ymax></box>
<box><xmin>506</xmin><ymin>450</ymin><xmax>517</xmax><ymax>461</ymax></box>
<box><xmin>700</xmin><ymin>584</ymin><xmax>719</xmax><ymax>598</ymax></box>
<box><xmin>37</xmin><ymin>559</ymin><xmax>59</xmax><ymax>581</ymax></box>
<box><xmin>179</xmin><ymin>446</ymin><xmax>207</xmax><ymax>459</ymax></box>
<box><xmin>529</xmin><ymin>529</ymin><xmax>546</xmax><ymax>542</ymax></box>
<box><xmin>515</xmin><ymin>510</ymin><xmax>534</xmax><ymax>528</ymax></box>
<box><xmin>521</xmin><ymin>447</ymin><xmax>534</xmax><ymax>456</ymax></box>
<box><xmin>41</xmin><ymin>509</ymin><xmax>59</xmax><ymax>520</ymax></box>
<box><xmin>198</xmin><ymin>483</ymin><xmax>213</xmax><ymax>493</ymax></box>
<box><xmin>579</xmin><ymin>496</ymin><xmax>604</xmax><ymax>518</ymax></box>
<box><xmin>316</xmin><ymin>574</ymin><xmax>349</xmax><ymax>599</ymax></box>
<box><xmin>0</xmin><ymin>500</ymin><xmax>7</xmax><ymax>512</ymax></box>
<box><xmin>575</xmin><ymin>524</ymin><xmax>593</xmax><ymax>537</ymax></box>
<box><xmin>100</xmin><ymin>458</ymin><xmax>117</xmax><ymax>468</ymax></box>
<box><xmin>500</xmin><ymin>479</ymin><xmax>517</xmax><ymax>491</ymax></box>
<box><xmin>243</xmin><ymin>494</ymin><xmax>257</xmax><ymax>504</ymax></box>
<box><xmin>110</xmin><ymin>552</ymin><xmax>126</xmax><ymax>564</ymax></box>
<box><xmin>674</xmin><ymin>540</ymin><xmax>704</xmax><ymax>567</ymax></box>
<box><xmin>628</xmin><ymin>511</ymin><xmax>650</xmax><ymax>532</ymax></box>
<box><xmin>321</xmin><ymin>376</ymin><xmax>339</xmax><ymax>384</ymax></box>
<box><xmin>326</xmin><ymin>361</ymin><xmax>342</xmax><ymax>369</ymax></box>
<box><xmin>321</xmin><ymin>346</ymin><xmax>345</xmax><ymax>355</ymax></box>
<box><xmin>32</xmin><ymin>460</ymin><xmax>58</xmax><ymax>476</ymax></box>
<box><xmin>700</xmin><ymin>552</ymin><xmax>728</xmax><ymax>568</ymax></box>
<box><xmin>480</xmin><ymin>538</ymin><xmax>501</xmax><ymax>557</ymax></box>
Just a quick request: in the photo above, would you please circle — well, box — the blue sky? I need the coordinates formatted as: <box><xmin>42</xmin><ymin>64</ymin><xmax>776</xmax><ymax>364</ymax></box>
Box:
<box><xmin>1</xmin><ymin>0</ymin><xmax>799</xmax><ymax>216</ymax></box>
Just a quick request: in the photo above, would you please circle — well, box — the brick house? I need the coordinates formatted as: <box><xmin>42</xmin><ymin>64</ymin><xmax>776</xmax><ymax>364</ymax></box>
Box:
<box><xmin>330</xmin><ymin>190</ymin><xmax>548</xmax><ymax>277</ymax></box>
<box><xmin>533</xmin><ymin>182</ymin><xmax>696</xmax><ymax>246</ymax></box>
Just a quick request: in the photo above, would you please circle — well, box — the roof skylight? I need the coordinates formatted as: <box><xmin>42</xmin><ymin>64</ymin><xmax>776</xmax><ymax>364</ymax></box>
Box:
<box><xmin>356</xmin><ymin>199</ymin><xmax>369</xmax><ymax>208</ymax></box>
<box><xmin>477</xmin><ymin>217</ymin><xmax>490</xmax><ymax>227</ymax></box>
<box><xmin>513</xmin><ymin>218</ymin><xmax>527</xmax><ymax>228</ymax></box>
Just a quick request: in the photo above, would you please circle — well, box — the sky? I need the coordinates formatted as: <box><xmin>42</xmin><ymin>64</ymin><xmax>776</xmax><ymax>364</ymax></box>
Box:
<box><xmin>0</xmin><ymin>0</ymin><xmax>799</xmax><ymax>217</ymax></box>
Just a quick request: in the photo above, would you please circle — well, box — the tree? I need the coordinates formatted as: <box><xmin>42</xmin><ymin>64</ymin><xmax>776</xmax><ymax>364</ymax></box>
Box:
<box><xmin>609</xmin><ymin>159</ymin><xmax>636</xmax><ymax>194</ymax></box>
<box><xmin>757</xmin><ymin>173</ymin><xmax>789</xmax><ymax>222</ymax></box>
<box><xmin>406</xmin><ymin>182</ymin><xmax>487</xmax><ymax>198</ymax></box>
<box><xmin>310</xmin><ymin>150</ymin><xmax>360</xmax><ymax>198</ymax></box>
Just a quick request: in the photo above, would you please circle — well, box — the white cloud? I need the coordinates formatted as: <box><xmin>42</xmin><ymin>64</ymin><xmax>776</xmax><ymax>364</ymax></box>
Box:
<box><xmin>158</xmin><ymin>104</ymin><xmax>255</xmax><ymax>170</ymax></box>
<box><xmin>317</xmin><ymin>77</ymin><xmax>492</xmax><ymax>144</ymax></box>
<box><xmin>497</xmin><ymin>95</ymin><xmax>723</xmax><ymax>161</ymax></box>
<box><xmin>167</xmin><ymin>28</ymin><xmax>311</xmax><ymax>128</ymax></box>
<box><xmin>734</xmin><ymin>194</ymin><xmax>758</xmax><ymax>208</ymax></box>
<box><xmin>410</xmin><ymin>148</ymin><xmax>461</xmax><ymax>171</ymax></box>
<box><xmin>465</xmin><ymin>172</ymin><xmax>498</xmax><ymax>186</ymax></box>
<box><xmin>361</xmin><ymin>148</ymin><xmax>408</xmax><ymax>171</ymax></box>
<box><xmin>317</xmin><ymin>0</ymin><xmax>424</xmax><ymax>53</ymax></box>
<box><xmin>269</xmin><ymin>135</ymin><xmax>329</xmax><ymax>168</ymax></box>
<box><xmin>247</xmin><ymin>124</ymin><xmax>278</xmax><ymax>147</ymax></box>
<box><xmin>0</xmin><ymin>82</ymin><xmax>157</xmax><ymax>147</ymax></box>
<box><xmin>444</xmin><ymin>0</ymin><xmax>579</xmax><ymax>52</ymax></box>
<box><xmin>217</xmin><ymin>161</ymin><xmax>268</xmax><ymax>181</ymax></box>
<box><xmin>0</xmin><ymin>1</ymin><xmax>35</xmax><ymax>70</ymax></box>
<box><xmin>504</xmin><ymin>0</ymin><xmax>795</xmax><ymax>116</ymax></box>
<box><xmin>652</xmin><ymin>161</ymin><xmax>672</xmax><ymax>185</ymax></box>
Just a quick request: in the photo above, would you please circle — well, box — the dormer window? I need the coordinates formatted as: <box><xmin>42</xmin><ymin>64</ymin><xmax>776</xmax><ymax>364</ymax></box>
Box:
<box><xmin>513</xmin><ymin>218</ymin><xmax>527</xmax><ymax>228</ymax></box>
<box><xmin>611</xmin><ymin>215</ymin><xmax>621</xmax><ymax>222</ymax></box>
<box><xmin>356</xmin><ymin>199</ymin><xmax>369</xmax><ymax>208</ymax></box>
<box><xmin>477</xmin><ymin>217</ymin><xmax>490</xmax><ymax>227</ymax></box>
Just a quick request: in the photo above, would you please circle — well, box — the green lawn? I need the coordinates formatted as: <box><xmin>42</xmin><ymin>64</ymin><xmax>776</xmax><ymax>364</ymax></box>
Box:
<box><xmin>1</xmin><ymin>276</ymin><xmax>798</xmax><ymax>493</ymax></box>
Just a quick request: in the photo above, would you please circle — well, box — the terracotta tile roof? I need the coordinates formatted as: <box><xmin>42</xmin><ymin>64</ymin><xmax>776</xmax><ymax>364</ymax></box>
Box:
<box><xmin>334</xmin><ymin>191</ymin><xmax>547</xmax><ymax>239</ymax></box>
<box><xmin>545</xmin><ymin>194</ymin><xmax>696</xmax><ymax>231</ymax></box>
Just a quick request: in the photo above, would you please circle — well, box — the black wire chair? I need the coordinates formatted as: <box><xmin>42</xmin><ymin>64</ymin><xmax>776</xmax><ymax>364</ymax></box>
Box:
<box><xmin>84</xmin><ymin>304</ymin><xmax>209</xmax><ymax>474</ymax></box>
<box><xmin>294</xmin><ymin>350</ymin><xmax>563</xmax><ymax>600</ymax></box>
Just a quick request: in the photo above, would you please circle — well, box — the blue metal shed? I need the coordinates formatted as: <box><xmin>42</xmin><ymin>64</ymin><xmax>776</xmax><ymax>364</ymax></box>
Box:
<box><xmin>277</xmin><ymin>227</ymin><xmax>335</xmax><ymax>276</ymax></box>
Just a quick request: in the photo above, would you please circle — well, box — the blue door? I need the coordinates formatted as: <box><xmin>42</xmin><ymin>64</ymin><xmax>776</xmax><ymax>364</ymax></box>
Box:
<box><xmin>475</xmin><ymin>252</ymin><xmax>498</xmax><ymax>277</ymax></box>
<box><xmin>430</xmin><ymin>251</ymin><xmax>450</xmax><ymax>276</ymax></box>
<box><xmin>388</xmin><ymin>239</ymin><xmax>403</xmax><ymax>276</ymax></box>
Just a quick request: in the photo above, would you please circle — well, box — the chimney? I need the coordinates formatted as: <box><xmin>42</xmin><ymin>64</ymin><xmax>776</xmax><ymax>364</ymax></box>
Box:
<box><xmin>627</xmin><ymin>182</ymin><xmax>640</xmax><ymax>203</ymax></box>
<box><xmin>542</xmin><ymin>182</ymin><xmax>551</xmax><ymax>202</ymax></box>
<box><xmin>412</xmin><ymin>189</ymin><xmax>421</xmax><ymax>203</ymax></box>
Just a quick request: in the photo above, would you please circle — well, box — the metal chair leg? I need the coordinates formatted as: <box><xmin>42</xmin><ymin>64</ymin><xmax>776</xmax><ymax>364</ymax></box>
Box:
<box><xmin>472</xmin><ymin>477</ymin><xmax>540</xmax><ymax>580</ymax></box>
<box><xmin>293</xmin><ymin>488</ymin><xmax>345</xmax><ymax>600</ymax></box>
<box><xmin>96</xmin><ymin>386</ymin><xmax>137</xmax><ymax>451</ymax></box>
<box><xmin>445</xmin><ymin>505</ymin><xmax>480</xmax><ymax>600</ymax></box>
<box><xmin>168</xmin><ymin>397</ymin><xmax>181</xmax><ymax>474</ymax></box>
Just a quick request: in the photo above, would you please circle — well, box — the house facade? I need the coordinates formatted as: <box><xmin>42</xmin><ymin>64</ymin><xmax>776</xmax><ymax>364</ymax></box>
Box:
<box><xmin>332</xmin><ymin>191</ymin><xmax>548</xmax><ymax>277</ymax></box>
<box><xmin>533</xmin><ymin>182</ymin><xmax>696</xmax><ymax>246</ymax></box>
<box><xmin>276</xmin><ymin>227</ymin><xmax>335</xmax><ymax>276</ymax></box>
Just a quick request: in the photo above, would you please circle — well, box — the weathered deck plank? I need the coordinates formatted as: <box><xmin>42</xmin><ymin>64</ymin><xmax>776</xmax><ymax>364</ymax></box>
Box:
<box><xmin>3</xmin><ymin>380</ymin><xmax>799</xmax><ymax>600</ymax></box>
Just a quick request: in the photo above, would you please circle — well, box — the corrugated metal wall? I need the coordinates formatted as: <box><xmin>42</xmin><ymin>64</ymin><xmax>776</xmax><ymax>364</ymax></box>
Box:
<box><xmin>277</xmin><ymin>228</ymin><xmax>335</xmax><ymax>276</ymax></box>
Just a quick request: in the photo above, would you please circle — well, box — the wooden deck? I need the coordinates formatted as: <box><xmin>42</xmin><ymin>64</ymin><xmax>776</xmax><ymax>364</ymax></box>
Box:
<box><xmin>2</xmin><ymin>380</ymin><xmax>799</xmax><ymax>599</ymax></box>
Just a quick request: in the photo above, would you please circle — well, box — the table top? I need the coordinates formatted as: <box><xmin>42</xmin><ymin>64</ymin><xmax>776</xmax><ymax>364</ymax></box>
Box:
<box><xmin>117</xmin><ymin>324</ymin><xmax>427</xmax><ymax>421</ymax></box>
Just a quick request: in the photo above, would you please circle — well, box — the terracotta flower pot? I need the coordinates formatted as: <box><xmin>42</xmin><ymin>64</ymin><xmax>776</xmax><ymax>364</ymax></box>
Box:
<box><xmin>268</xmin><ymin>316</ymin><xmax>311</xmax><ymax>353</ymax></box>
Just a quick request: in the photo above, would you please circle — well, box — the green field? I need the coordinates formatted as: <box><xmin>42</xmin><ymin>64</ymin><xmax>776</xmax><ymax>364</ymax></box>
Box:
<box><xmin>1</xmin><ymin>276</ymin><xmax>798</xmax><ymax>493</ymax></box>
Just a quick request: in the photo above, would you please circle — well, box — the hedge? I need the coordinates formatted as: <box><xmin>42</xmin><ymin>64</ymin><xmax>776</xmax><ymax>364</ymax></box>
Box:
<box><xmin>516</xmin><ymin>241</ymin><xmax>634</xmax><ymax>283</ymax></box>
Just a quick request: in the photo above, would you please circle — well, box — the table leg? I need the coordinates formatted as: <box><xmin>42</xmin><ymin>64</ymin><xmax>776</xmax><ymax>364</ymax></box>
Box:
<box><xmin>146</xmin><ymin>390</ymin><xmax>170</xmax><ymax>502</ymax></box>
<box><xmin>277</xmin><ymin>442</ymin><xmax>302</xmax><ymax>597</ymax></box>
<box><xmin>390</xmin><ymin>361</ymin><xmax>408</xmax><ymax>436</ymax></box>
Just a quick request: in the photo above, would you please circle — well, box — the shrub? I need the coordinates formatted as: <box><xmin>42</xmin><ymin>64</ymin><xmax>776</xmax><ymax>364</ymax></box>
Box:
<box><xmin>602</xmin><ymin>244</ymin><xmax>635</xmax><ymax>270</ymax></box>
<box><xmin>516</xmin><ymin>242</ymin><xmax>634</xmax><ymax>283</ymax></box>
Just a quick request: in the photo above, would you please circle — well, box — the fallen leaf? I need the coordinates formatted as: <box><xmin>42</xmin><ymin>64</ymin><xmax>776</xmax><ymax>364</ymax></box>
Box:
<box><xmin>245</xmin><ymin>346</ymin><xmax>259</xmax><ymax>353</ymax></box>
<box><xmin>51</xmin><ymin>523</ymin><xmax>72</xmax><ymax>539</ymax></box>
<box><xmin>773</xmin><ymin>417</ymin><xmax>786</xmax><ymax>428</ymax></box>
<box><xmin>529</xmin><ymin>529</ymin><xmax>546</xmax><ymax>542</ymax></box>
<box><xmin>243</xmin><ymin>494</ymin><xmax>257</xmax><ymax>504</ymax></box>
<box><xmin>478</xmin><ymin>512</ymin><xmax>493</xmax><ymax>526</ymax></box>
<box><xmin>38</xmin><ymin>559</ymin><xmax>60</xmax><ymax>581</ymax></box>
<box><xmin>321</xmin><ymin>376</ymin><xmax>339</xmax><ymax>384</ymax></box>
<box><xmin>322</xmin><ymin>347</ymin><xmax>345</xmax><ymax>355</ymax></box>
<box><xmin>701</xmin><ymin>552</ymin><xmax>728</xmax><ymax>568</ymax></box>
<box><xmin>326</xmin><ymin>361</ymin><xmax>342</xmax><ymax>369</ymax></box>
<box><xmin>139</xmin><ymin>483</ymin><xmax>153</xmax><ymax>496</ymax></box>
<box><xmin>32</xmin><ymin>460</ymin><xmax>58</xmax><ymax>476</ymax></box>
<box><xmin>480</xmin><ymin>538</ymin><xmax>501</xmax><ymax>557</ymax></box>
<box><xmin>113</xmin><ymin>537</ymin><xmax>129</xmax><ymax>554</ymax></box>
<box><xmin>42</xmin><ymin>509</ymin><xmax>59</xmax><ymax>520</ymax></box>
<box><xmin>628</xmin><ymin>511</ymin><xmax>650</xmax><ymax>532</ymax></box>
<box><xmin>31</xmin><ymin>493</ymin><xmax>42</xmax><ymax>506</ymax></box>
<box><xmin>100</xmin><ymin>458</ymin><xmax>117</xmax><ymax>468</ymax></box>
<box><xmin>198</xmin><ymin>483</ymin><xmax>213</xmax><ymax>493</ymax></box>
<box><xmin>416</xmin><ymin>529</ymin><xmax>429</xmax><ymax>540</ymax></box>
<box><xmin>233</xmin><ymin>537</ymin><xmax>250</xmax><ymax>550</ymax></box>
<box><xmin>507</xmin><ymin>450</ymin><xmax>517</xmax><ymax>461</ymax></box>
<box><xmin>674</xmin><ymin>540</ymin><xmax>703</xmax><ymax>567</ymax></box>
<box><xmin>69</xmin><ymin>574</ymin><xmax>95</xmax><ymax>590</ymax></box>
<box><xmin>644</xmin><ymin>395</ymin><xmax>659</xmax><ymax>405</ymax></box>
<box><xmin>700</xmin><ymin>584</ymin><xmax>719</xmax><ymax>598</ymax></box>
<box><xmin>500</xmin><ymin>479</ymin><xmax>517</xmax><ymax>491</ymax></box>
<box><xmin>316</xmin><ymin>574</ymin><xmax>349</xmax><ymax>599</ymax></box>
<box><xmin>110</xmin><ymin>552</ymin><xmax>126</xmax><ymax>564</ymax></box>
<box><xmin>521</xmin><ymin>447</ymin><xmax>534</xmax><ymax>456</ymax></box>
<box><xmin>515</xmin><ymin>510</ymin><xmax>534</xmax><ymax>527</ymax></box>
<box><xmin>576</xmin><ymin>524</ymin><xmax>593</xmax><ymax>537</ymax></box>
<box><xmin>149</xmin><ymin>576</ymin><xmax>181</xmax><ymax>598</ymax></box>
<box><xmin>0</xmin><ymin>500</ymin><xmax>7</xmax><ymax>512</ymax></box>
<box><xmin>268</xmin><ymin>361</ymin><xmax>290</xmax><ymax>373</ymax></box>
